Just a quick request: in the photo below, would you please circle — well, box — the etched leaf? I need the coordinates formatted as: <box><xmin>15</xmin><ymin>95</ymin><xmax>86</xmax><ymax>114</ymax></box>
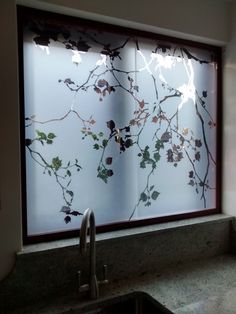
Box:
<box><xmin>52</xmin><ymin>157</ymin><xmax>62</xmax><ymax>171</ymax></box>
<box><xmin>102</xmin><ymin>139</ymin><xmax>108</xmax><ymax>147</ymax></box>
<box><xmin>125</xmin><ymin>139</ymin><xmax>133</xmax><ymax>148</ymax></box>
<box><xmin>154</xmin><ymin>152</ymin><xmax>161</xmax><ymax>162</ymax></box>
<box><xmin>76</xmin><ymin>40</ymin><xmax>91</xmax><ymax>52</ymax></box>
<box><xmin>151</xmin><ymin>191</ymin><xmax>160</xmax><ymax>200</ymax></box>
<box><xmin>188</xmin><ymin>180</ymin><xmax>195</xmax><ymax>186</ymax></box>
<box><xmin>140</xmin><ymin>161</ymin><xmax>146</xmax><ymax>168</ymax></box>
<box><xmin>25</xmin><ymin>138</ymin><xmax>32</xmax><ymax>146</ymax></box>
<box><xmin>106</xmin><ymin>120</ymin><xmax>115</xmax><ymax>131</ymax></box>
<box><xmin>189</xmin><ymin>171</ymin><xmax>194</xmax><ymax>178</ymax></box>
<box><xmin>106</xmin><ymin>157</ymin><xmax>112</xmax><ymax>165</ymax></box>
<box><xmin>195</xmin><ymin>139</ymin><xmax>202</xmax><ymax>148</ymax></box>
<box><xmin>202</xmin><ymin>90</ymin><xmax>207</xmax><ymax>98</ymax></box>
<box><xmin>64</xmin><ymin>78</ymin><xmax>75</xmax><ymax>85</ymax></box>
<box><xmin>97</xmin><ymin>79</ymin><xmax>107</xmax><ymax>88</ymax></box>
<box><xmin>60</xmin><ymin>206</ymin><xmax>71</xmax><ymax>214</ymax></box>
<box><xmin>182</xmin><ymin>128</ymin><xmax>189</xmax><ymax>135</ymax></box>
<box><xmin>143</xmin><ymin>146</ymin><xmax>150</xmax><ymax>160</ymax></box>
<box><xmin>36</xmin><ymin>130</ymin><xmax>47</xmax><ymax>140</ymax></box>
<box><xmin>66</xmin><ymin>190</ymin><xmax>74</xmax><ymax>197</ymax></box>
<box><xmin>64</xmin><ymin>216</ymin><xmax>71</xmax><ymax>224</ymax></box>
<box><xmin>92</xmin><ymin>134</ymin><xmax>98</xmax><ymax>141</ymax></box>
<box><xmin>155</xmin><ymin>139</ymin><xmax>164</xmax><ymax>150</ymax></box>
<box><xmin>152</xmin><ymin>116</ymin><xmax>158</xmax><ymax>123</ymax></box>
<box><xmin>94</xmin><ymin>86</ymin><xmax>101</xmax><ymax>94</ymax></box>
<box><xmin>161</xmin><ymin>131</ymin><xmax>171</xmax><ymax>142</ymax></box>
<box><xmin>167</xmin><ymin>149</ymin><xmax>174</xmax><ymax>162</ymax></box>
<box><xmin>140</xmin><ymin>192</ymin><xmax>148</xmax><ymax>202</ymax></box>
<box><xmin>33</xmin><ymin>36</ymin><xmax>50</xmax><ymax>46</ymax></box>
<box><xmin>139</xmin><ymin>100</ymin><xmax>145</xmax><ymax>109</ymax></box>
<box><xmin>195</xmin><ymin>151</ymin><xmax>201</xmax><ymax>161</ymax></box>
<box><xmin>150</xmin><ymin>185</ymin><xmax>154</xmax><ymax>191</ymax></box>
<box><xmin>47</xmin><ymin>133</ymin><xmax>56</xmax><ymax>139</ymax></box>
<box><xmin>93</xmin><ymin>143</ymin><xmax>100</xmax><ymax>150</ymax></box>
<box><xmin>70</xmin><ymin>210</ymin><xmax>82</xmax><ymax>216</ymax></box>
<box><xmin>107</xmin><ymin>169</ymin><xmax>113</xmax><ymax>177</ymax></box>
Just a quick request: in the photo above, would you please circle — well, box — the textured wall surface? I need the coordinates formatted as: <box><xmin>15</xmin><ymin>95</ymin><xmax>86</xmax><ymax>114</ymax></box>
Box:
<box><xmin>0</xmin><ymin>215</ymin><xmax>232</xmax><ymax>312</ymax></box>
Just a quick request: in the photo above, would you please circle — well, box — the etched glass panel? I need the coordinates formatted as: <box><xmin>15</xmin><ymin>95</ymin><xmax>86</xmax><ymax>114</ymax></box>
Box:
<box><xmin>22</xmin><ymin>14</ymin><xmax>218</xmax><ymax>236</ymax></box>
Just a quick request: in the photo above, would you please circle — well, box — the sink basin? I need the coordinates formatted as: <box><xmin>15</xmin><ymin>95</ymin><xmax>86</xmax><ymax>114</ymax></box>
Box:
<box><xmin>62</xmin><ymin>291</ymin><xmax>173</xmax><ymax>314</ymax></box>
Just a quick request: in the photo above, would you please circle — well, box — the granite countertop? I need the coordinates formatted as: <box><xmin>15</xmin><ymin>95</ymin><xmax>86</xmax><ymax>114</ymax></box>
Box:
<box><xmin>7</xmin><ymin>253</ymin><xmax>236</xmax><ymax>314</ymax></box>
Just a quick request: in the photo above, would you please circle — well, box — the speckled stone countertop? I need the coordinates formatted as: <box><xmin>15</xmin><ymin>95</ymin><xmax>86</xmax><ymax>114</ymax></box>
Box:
<box><xmin>6</xmin><ymin>254</ymin><xmax>236</xmax><ymax>314</ymax></box>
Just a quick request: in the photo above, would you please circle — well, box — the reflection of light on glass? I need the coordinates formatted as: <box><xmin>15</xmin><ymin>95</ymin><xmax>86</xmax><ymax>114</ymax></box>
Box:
<box><xmin>38</xmin><ymin>45</ymin><xmax>50</xmax><ymax>55</ymax></box>
<box><xmin>72</xmin><ymin>50</ymin><xmax>85</xmax><ymax>64</ymax></box>
<box><xmin>151</xmin><ymin>53</ymin><xmax>174</xmax><ymax>70</ymax></box>
<box><xmin>138</xmin><ymin>51</ymin><xmax>175</xmax><ymax>78</ymax></box>
<box><xmin>96</xmin><ymin>54</ymin><xmax>107</xmax><ymax>66</ymax></box>
<box><xmin>178</xmin><ymin>59</ymin><xmax>196</xmax><ymax>110</ymax></box>
<box><xmin>137</xmin><ymin>49</ymin><xmax>196</xmax><ymax>110</ymax></box>
<box><xmin>137</xmin><ymin>50</ymin><xmax>152</xmax><ymax>74</ymax></box>
<box><xmin>152</xmin><ymin>53</ymin><xmax>175</xmax><ymax>84</ymax></box>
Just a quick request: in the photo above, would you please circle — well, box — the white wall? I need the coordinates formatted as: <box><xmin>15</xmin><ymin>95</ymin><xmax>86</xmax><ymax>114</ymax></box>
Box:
<box><xmin>223</xmin><ymin>2</ymin><xmax>236</xmax><ymax>215</ymax></box>
<box><xmin>0</xmin><ymin>0</ymin><xmax>232</xmax><ymax>281</ymax></box>
<box><xmin>17</xmin><ymin>0</ymin><xmax>231</xmax><ymax>45</ymax></box>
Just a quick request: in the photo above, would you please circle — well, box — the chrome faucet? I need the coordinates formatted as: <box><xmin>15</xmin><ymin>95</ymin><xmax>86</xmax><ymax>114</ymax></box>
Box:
<box><xmin>78</xmin><ymin>208</ymin><xmax>108</xmax><ymax>299</ymax></box>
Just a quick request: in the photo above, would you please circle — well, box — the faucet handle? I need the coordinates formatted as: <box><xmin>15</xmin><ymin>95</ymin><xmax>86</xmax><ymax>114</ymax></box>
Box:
<box><xmin>102</xmin><ymin>264</ymin><xmax>109</xmax><ymax>283</ymax></box>
<box><xmin>97</xmin><ymin>264</ymin><xmax>108</xmax><ymax>287</ymax></box>
<box><xmin>78</xmin><ymin>270</ymin><xmax>89</xmax><ymax>293</ymax></box>
<box><xmin>78</xmin><ymin>270</ymin><xmax>82</xmax><ymax>290</ymax></box>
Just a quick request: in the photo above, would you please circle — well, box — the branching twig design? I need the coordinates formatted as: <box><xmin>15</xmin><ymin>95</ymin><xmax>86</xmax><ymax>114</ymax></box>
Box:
<box><xmin>24</xmin><ymin>18</ymin><xmax>217</xmax><ymax>224</ymax></box>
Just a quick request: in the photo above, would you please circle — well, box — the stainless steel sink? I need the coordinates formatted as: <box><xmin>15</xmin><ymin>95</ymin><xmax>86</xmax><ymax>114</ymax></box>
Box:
<box><xmin>62</xmin><ymin>291</ymin><xmax>174</xmax><ymax>314</ymax></box>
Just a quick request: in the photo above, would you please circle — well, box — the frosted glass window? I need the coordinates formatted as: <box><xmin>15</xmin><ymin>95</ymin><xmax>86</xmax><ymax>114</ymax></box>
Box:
<box><xmin>20</xmin><ymin>9</ymin><xmax>220</xmax><ymax>238</ymax></box>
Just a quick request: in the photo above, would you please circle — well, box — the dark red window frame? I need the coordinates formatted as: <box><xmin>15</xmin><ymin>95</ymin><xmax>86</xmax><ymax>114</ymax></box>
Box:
<box><xmin>17</xmin><ymin>6</ymin><xmax>222</xmax><ymax>244</ymax></box>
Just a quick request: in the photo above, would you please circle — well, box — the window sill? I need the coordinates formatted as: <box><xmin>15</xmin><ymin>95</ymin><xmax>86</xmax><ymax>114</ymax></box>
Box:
<box><xmin>21</xmin><ymin>213</ymin><xmax>232</xmax><ymax>255</ymax></box>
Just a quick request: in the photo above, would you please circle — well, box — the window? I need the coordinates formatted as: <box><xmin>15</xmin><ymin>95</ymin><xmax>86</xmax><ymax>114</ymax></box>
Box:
<box><xmin>18</xmin><ymin>7</ymin><xmax>221</xmax><ymax>243</ymax></box>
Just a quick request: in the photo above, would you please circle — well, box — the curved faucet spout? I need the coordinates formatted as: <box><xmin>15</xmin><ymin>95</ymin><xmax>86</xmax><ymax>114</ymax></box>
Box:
<box><xmin>80</xmin><ymin>208</ymin><xmax>95</xmax><ymax>254</ymax></box>
<box><xmin>79</xmin><ymin>208</ymin><xmax>98</xmax><ymax>299</ymax></box>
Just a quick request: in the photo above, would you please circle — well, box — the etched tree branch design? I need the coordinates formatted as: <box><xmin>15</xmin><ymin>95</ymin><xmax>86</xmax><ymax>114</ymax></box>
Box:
<box><xmin>24</xmin><ymin>17</ymin><xmax>217</xmax><ymax>225</ymax></box>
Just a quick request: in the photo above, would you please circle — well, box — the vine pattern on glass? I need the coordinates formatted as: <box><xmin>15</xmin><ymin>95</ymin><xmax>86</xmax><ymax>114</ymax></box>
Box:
<box><xmin>24</xmin><ymin>18</ymin><xmax>217</xmax><ymax>223</ymax></box>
